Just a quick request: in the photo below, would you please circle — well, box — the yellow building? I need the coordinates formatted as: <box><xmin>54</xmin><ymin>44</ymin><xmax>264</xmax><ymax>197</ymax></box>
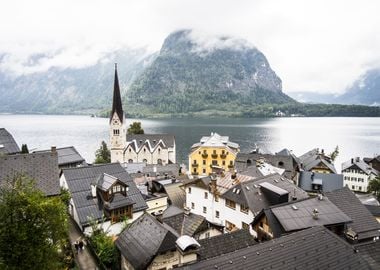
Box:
<box><xmin>189</xmin><ymin>133</ymin><xmax>240</xmax><ymax>176</ymax></box>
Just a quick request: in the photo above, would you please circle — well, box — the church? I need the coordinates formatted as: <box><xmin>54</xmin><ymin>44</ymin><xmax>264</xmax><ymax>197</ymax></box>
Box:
<box><xmin>109</xmin><ymin>64</ymin><xmax>176</xmax><ymax>165</ymax></box>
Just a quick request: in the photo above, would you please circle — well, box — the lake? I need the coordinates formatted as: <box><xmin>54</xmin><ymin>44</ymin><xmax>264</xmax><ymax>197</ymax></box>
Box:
<box><xmin>1</xmin><ymin>114</ymin><xmax>380</xmax><ymax>172</ymax></box>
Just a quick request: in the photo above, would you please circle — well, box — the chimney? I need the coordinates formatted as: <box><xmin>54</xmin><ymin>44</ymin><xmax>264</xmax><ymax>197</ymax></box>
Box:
<box><xmin>356</xmin><ymin>157</ymin><xmax>360</xmax><ymax>162</ymax></box>
<box><xmin>184</xmin><ymin>206</ymin><xmax>191</xmax><ymax>216</ymax></box>
<box><xmin>318</xmin><ymin>194</ymin><xmax>323</xmax><ymax>200</ymax></box>
<box><xmin>311</xmin><ymin>172</ymin><xmax>315</xmax><ymax>180</ymax></box>
<box><xmin>210</xmin><ymin>173</ymin><xmax>217</xmax><ymax>195</ymax></box>
<box><xmin>351</xmin><ymin>158</ymin><xmax>354</xmax><ymax>164</ymax></box>
<box><xmin>91</xmin><ymin>184</ymin><xmax>97</xmax><ymax>198</ymax></box>
<box><xmin>153</xmin><ymin>166</ymin><xmax>157</xmax><ymax>173</ymax></box>
<box><xmin>312</xmin><ymin>208</ymin><xmax>319</xmax><ymax>220</ymax></box>
<box><xmin>51</xmin><ymin>146</ymin><xmax>57</xmax><ymax>153</ymax></box>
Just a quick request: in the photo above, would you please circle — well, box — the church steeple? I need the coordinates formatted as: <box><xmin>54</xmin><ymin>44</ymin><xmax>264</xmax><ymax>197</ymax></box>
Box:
<box><xmin>110</xmin><ymin>63</ymin><xmax>124</xmax><ymax>123</ymax></box>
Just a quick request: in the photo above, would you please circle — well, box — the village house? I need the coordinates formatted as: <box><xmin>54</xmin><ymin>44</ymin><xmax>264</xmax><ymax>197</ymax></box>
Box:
<box><xmin>188</xmin><ymin>133</ymin><xmax>239</xmax><ymax>176</ymax></box>
<box><xmin>299</xmin><ymin>148</ymin><xmax>337</xmax><ymax>174</ymax></box>
<box><xmin>115</xmin><ymin>213</ymin><xmax>201</xmax><ymax>270</ymax></box>
<box><xmin>363</xmin><ymin>155</ymin><xmax>380</xmax><ymax>172</ymax></box>
<box><xmin>298</xmin><ymin>171</ymin><xmax>343</xmax><ymax>194</ymax></box>
<box><xmin>34</xmin><ymin>146</ymin><xmax>87</xmax><ymax>169</ymax></box>
<box><xmin>184</xmin><ymin>172</ymin><xmax>308</xmax><ymax>235</ymax></box>
<box><xmin>252</xmin><ymin>195</ymin><xmax>351</xmax><ymax>241</ymax></box>
<box><xmin>60</xmin><ymin>162</ymin><xmax>148</xmax><ymax>235</ymax></box>
<box><xmin>109</xmin><ymin>64</ymin><xmax>176</xmax><ymax>165</ymax></box>
<box><xmin>176</xmin><ymin>226</ymin><xmax>374</xmax><ymax>270</ymax></box>
<box><xmin>0</xmin><ymin>147</ymin><xmax>60</xmax><ymax>196</ymax></box>
<box><xmin>342</xmin><ymin>157</ymin><xmax>379</xmax><ymax>192</ymax></box>
<box><xmin>0</xmin><ymin>128</ymin><xmax>20</xmax><ymax>155</ymax></box>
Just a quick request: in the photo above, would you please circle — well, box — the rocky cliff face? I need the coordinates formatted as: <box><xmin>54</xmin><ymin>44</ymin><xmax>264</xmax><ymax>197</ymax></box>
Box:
<box><xmin>126</xmin><ymin>30</ymin><xmax>293</xmax><ymax>114</ymax></box>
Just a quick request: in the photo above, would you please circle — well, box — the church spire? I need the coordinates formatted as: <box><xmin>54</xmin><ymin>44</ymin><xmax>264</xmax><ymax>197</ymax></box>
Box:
<box><xmin>110</xmin><ymin>63</ymin><xmax>124</xmax><ymax>123</ymax></box>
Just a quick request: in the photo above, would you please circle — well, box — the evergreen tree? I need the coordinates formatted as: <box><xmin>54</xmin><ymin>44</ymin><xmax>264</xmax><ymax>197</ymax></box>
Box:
<box><xmin>330</xmin><ymin>145</ymin><xmax>339</xmax><ymax>161</ymax></box>
<box><xmin>94</xmin><ymin>141</ymin><xmax>111</xmax><ymax>164</ymax></box>
<box><xmin>21</xmin><ymin>144</ymin><xmax>29</xmax><ymax>154</ymax></box>
<box><xmin>127</xmin><ymin>122</ymin><xmax>144</xmax><ymax>135</ymax></box>
<box><xmin>0</xmin><ymin>174</ymin><xmax>68</xmax><ymax>270</ymax></box>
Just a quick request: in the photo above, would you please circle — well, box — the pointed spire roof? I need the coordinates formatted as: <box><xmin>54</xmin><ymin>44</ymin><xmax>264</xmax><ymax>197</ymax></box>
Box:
<box><xmin>110</xmin><ymin>63</ymin><xmax>124</xmax><ymax>123</ymax></box>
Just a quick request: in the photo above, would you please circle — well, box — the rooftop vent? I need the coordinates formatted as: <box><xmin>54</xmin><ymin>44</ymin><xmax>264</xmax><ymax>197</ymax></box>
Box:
<box><xmin>236</xmin><ymin>189</ymin><xmax>241</xmax><ymax>194</ymax></box>
<box><xmin>292</xmin><ymin>205</ymin><xmax>298</xmax><ymax>210</ymax></box>
<box><xmin>246</xmin><ymin>186</ymin><xmax>250</xmax><ymax>191</ymax></box>
<box><xmin>312</xmin><ymin>208</ymin><xmax>319</xmax><ymax>220</ymax></box>
<box><xmin>318</xmin><ymin>194</ymin><xmax>323</xmax><ymax>200</ymax></box>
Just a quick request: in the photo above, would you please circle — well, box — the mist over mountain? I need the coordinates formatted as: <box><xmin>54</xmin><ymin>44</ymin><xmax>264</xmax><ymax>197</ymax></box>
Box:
<box><xmin>125</xmin><ymin>30</ymin><xmax>294</xmax><ymax>115</ymax></box>
<box><xmin>289</xmin><ymin>68</ymin><xmax>380</xmax><ymax>106</ymax></box>
<box><xmin>0</xmin><ymin>49</ymin><xmax>156</xmax><ymax>114</ymax></box>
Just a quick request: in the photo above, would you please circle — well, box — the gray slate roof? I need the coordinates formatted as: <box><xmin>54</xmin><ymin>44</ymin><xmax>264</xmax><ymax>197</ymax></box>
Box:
<box><xmin>299</xmin><ymin>148</ymin><xmax>337</xmax><ymax>173</ymax></box>
<box><xmin>325</xmin><ymin>187</ymin><xmax>380</xmax><ymax>241</ymax></box>
<box><xmin>0</xmin><ymin>152</ymin><xmax>60</xmax><ymax>196</ymax></box>
<box><xmin>197</xmin><ymin>229</ymin><xmax>256</xmax><ymax>261</ymax></box>
<box><xmin>178</xmin><ymin>226</ymin><xmax>372</xmax><ymax>270</ymax></box>
<box><xmin>162</xmin><ymin>206</ymin><xmax>208</xmax><ymax>236</ymax></box>
<box><xmin>355</xmin><ymin>241</ymin><xmax>380</xmax><ymax>269</ymax></box>
<box><xmin>62</xmin><ymin>163</ymin><xmax>147</xmax><ymax>226</ymax></box>
<box><xmin>270</xmin><ymin>196</ymin><xmax>352</xmax><ymax>232</ymax></box>
<box><xmin>0</xmin><ymin>128</ymin><xmax>20</xmax><ymax>154</ymax></box>
<box><xmin>298</xmin><ymin>171</ymin><xmax>343</xmax><ymax>192</ymax></box>
<box><xmin>365</xmin><ymin>204</ymin><xmax>380</xmax><ymax>217</ymax></box>
<box><xmin>35</xmin><ymin>146</ymin><xmax>86</xmax><ymax>166</ymax></box>
<box><xmin>115</xmin><ymin>213</ymin><xmax>178</xmax><ymax>270</ymax></box>
<box><xmin>163</xmin><ymin>182</ymin><xmax>185</xmax><ymax>208</ymax></box>
<box><xmin>342</xmin><ymin>158</ymin><xmax>379</xmax><ymax>176</ymax></box>
<box><xmin>221</xmin><ymin>174</ymin><xmax>309</xmax><ymax>214</ymax></box>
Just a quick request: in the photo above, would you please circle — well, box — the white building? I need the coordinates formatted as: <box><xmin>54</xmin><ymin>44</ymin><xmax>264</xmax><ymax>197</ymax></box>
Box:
<box><xmin>109</xmin><ymin>64</ymin><xmax>176</xmax><ymax>165</ymax></box>
<box><xmin>342</xmin><ymin>157</ymin><xmax>379</xmax><ymax>192</ymax></box>
<box><xmin>184</xmin><ymin>172</ymin><xmax>308</xmax><ymax>236</ymax></box>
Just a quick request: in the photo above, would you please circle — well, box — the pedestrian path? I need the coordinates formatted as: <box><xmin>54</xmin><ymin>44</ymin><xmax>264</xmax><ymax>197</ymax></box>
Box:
<box><xmin>68</xmin><ymin>218</ymin><xmax>98</xmax><ymax>270</ymax></box>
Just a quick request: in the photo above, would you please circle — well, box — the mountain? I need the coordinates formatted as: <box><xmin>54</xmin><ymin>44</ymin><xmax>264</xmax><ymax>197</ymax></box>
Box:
<box><xmin>289</xmin><ymin>68</ymin><xmax>380</xmax><ymax>106</ymax></box>
<box><xmin>0</xmin><ymin>49</ymin><xmax>156</xmax><ymax>114</ymax></box>
<box><xmin>125</xmin><ymin>30</ymin><xmax>295</xmax><ymax>115</ymax></box>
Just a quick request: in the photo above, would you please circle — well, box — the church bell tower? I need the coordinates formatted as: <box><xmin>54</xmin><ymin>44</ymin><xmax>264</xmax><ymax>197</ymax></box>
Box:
<box><xmin>110</xmin><ymin>63</ymin><xmax>126</xmax><ymax>163</ymax></box>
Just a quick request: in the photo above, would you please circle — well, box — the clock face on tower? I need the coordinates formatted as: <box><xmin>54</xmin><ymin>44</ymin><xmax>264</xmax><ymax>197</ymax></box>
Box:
<box><xmin>113</xmin><ymin>120</ymin><xmax>118</xmax><ymax>125</ymax></box>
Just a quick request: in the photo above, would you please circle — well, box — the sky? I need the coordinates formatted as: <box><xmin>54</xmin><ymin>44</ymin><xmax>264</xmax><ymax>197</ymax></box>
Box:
<box><xmin>0</xmin><ymin>0</ymin><xmax>379</xmax><ymax>94</ymax></box>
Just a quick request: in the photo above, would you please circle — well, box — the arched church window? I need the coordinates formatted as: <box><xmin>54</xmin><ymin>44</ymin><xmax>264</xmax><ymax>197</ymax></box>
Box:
<box><xmin>128</xmin><ymin>159</ymin><xmax>133</xmax><ymax>163</ymax></box>
<box><xmin>157</xmin><ymin>159</ymin><xmax>162</xmax><ymax>165</ymax></box>
<box><xmin>143</xmin><ymin>159</ymin><xmax>147</xmax><ymax>163</ymax></box>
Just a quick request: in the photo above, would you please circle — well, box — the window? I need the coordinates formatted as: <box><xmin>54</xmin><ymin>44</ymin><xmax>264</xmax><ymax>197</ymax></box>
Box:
<box><xmin>129</xmin><ymin>148</ymin><xmax>131</xmax><ymax>152</ymax></box>
<box><xmin>203</xmin><ymin>160</ymin><xmax>206</xmax><ymax>165</ymax></box>
<box><xmin>222</xmin><ymin>160</ymin><xmax>226</xmax><ymax>166</ymax></box>
<box><xmin>352</xmin><ymin>185</ymin><xmax>355</xmax><ymax>190</ymax></box>
<box><xmin>240</xmin><ymin>204</ymin><xmax>249</xmax><ymax>214</ymax></box>
<box><xmin>205</xmin><ymin>232</ymin><xmax>210</xmax><ymax>238</ymax></box>
<box><xmin>215</xmin><ymin>211</ymin><xmax>220</xmax><ymax>218</ymax></box>
<box><xmin>143</xmin><ymin>159</ymin><xmax>147</xmax><ymax>163</ymax></box>
<box><xmin>188</xmin><ymin>187</ymin><xmax>191</xmax><ymax>194</ymax></box>
<box><xmin>225</xmin><ymin>220</ymin><xmax>236</xmax><ymax>232</ymax></box>
<box><xmin>215</xmin><ymin>196</ymin><xmax>219</xmax><ymax>202</ymax></box>
<box><xmin>193</xmin><ymin>168</ymin><xmax>197</xmax><ymax>173</ymax></box>
<box><xmin>193</xmin><ymin>160</ymin><xmax>197</xmax><ymax>164</ymax></box>
<box><xmin>213</xmin><ymin>150</ymin><xmax>217</xmax><ymax>154</ymax></box>
<box><xmin>113</xmin><ymin>129</ymin><xmax>120</xmax><ymax>135</ymax></box>
<box><xmin>204</xmin><ymin>192</ymin><xmax>208</xmax><ymax>199</ymax></box>
<box><xmin>128</xmin><ymin>159</ymin><xmax>133</xmax><ymax>163</ymax></box>
<box><xmin>157</xmin><ymin>159</ymin><xmax>162</xmax><ymax>165</ymax></box>
<box><xmin>259</xmin><ymin>221</ymin><xmax>263</xmax><ymax>228</ymax></box>
<box><xmin>203</xmin><ymin>207</ymin><xmax>207</xmax><ymax>214</ymax></box>
<box><xmin>359</xmin><ymin>186</ymin><xmax>362</xmax><ymax>191</ymax></box>
<box><xmin>225</xmin><ymin>199</ymin><xmax>236</xmax><ymax>209</ymax></box>
<box><xmin>158</xmin><ymin>148</ymin><xmax>161</xmax><ymax>153</ymax></box>
<box><xmin>212</xmin><ymin>160</ymin><xmax>218</xmax><ymax>166</ymax></box>
<box><xmin>191</xmin><ymin>202</ymin><xmax>195</xmax><ymax>209</ymax></box>
<box><xmin>242</xmin><ymin>222</ymin><xmax>249</xmax><ymax>230</ymax></box>
<box><xmin>229</xmin><ymin>160</ymin><xmax>233</xmax><ymax>165</ymax></box>
<box><xmin>203</xmin><ymin>169</ymin><xmax>206</xmax><ymax>174</ymax></box>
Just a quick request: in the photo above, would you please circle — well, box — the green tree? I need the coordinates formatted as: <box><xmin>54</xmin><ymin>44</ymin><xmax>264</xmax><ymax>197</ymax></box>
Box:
<box><xmin>94</xmin><ymin>141</ymin><xmax>111</xmax><ymax>164</ymax></box>
<box><xmin>127</xmin><ymin>122</ymin><xmax>144</xmax><ymax>134</ymax></box>
<box><xmin>0</xmin><ymin>174</ymin><xmax>68</xmax><ymax>270</ymax></box>
<box><xmin>330</xmin><ymin>145</ymin><xmax>339</xmax><ymax>162</ymax></box>
<box><xmin>368</xmin><ymin>176</ymin><xmax>380</xmax><ymax>201</ymax></box>
<box><xmin>21</xmin><ymin>144</ymin><xmax>29</xmax><ymax>154</ymax></box>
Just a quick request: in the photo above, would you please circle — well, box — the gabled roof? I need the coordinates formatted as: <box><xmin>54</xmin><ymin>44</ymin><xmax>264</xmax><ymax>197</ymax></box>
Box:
<box><xmin>0</xmin><ymin>128</ymin><xmax>20</xmax><ymax>154</ymax></box>
<box><xmin>355</xmin><ymin>240</ymin><xmax>380</xmax><ymax>269</ymax></box>
<box><xmin>115</xmin><ymin>213</ymin><xmax>179</xmax><ymax>270</ymax></box>
<box><xmin>126</xmin><ymin>134</ymin><xmax>175</xmax><ymax>151</ymax></box>
<box><xmin>298</xmin><ymin>171</ymin><xmax>343</xmax><ymax>192</ymax></box>
<box><xmin>110</xmin><ymin>63</ymin><xmax>124</xmax><ymax>123</ymax></box>
<box><xmin>342</xmin><ymin>158</ymin><xmax>378</xmax><ymax>176</ymax></box>
<box><xmin>178</xmin><ymin>226</ymin><xmax>372</xmax><ymax>270</ymax></box>
<box><xmin>299</xmin><ymin>148</ymin><xmax>337</xmax><ymax>173</ymax></box>
<box><xmin>304</xmin><ymin>158</ymin><xmax>337</xmax><ymax>173</ymax></box>
<box><xmin>96</xmin><ymin>173</ymin><xmax>123</xmax><ymax>191</ymax></box>
<box><xmin>236</xmin><ymin>152</ymin><xmax>294</xmax><ymax>174</ymax></box>
<box><xmin>222</xmin><ymin>174</ymin><xmax>309</xmax><ymax>214</ymax></box>
<box><xmin>34</xmin><ymin>146</ymin><xmax>86</xmax><ymax>166</ymax></box>
<box><xmin>197</xmin><ymin>229</ymin><xmax>256</xmax><ymax>261</ymax></box>
<box><xmin>270</xmin><ymin>196</ymin><xmax>351</xmax><ymax>232</ymax></box>
<box><xmin>62</xmin><ymin>163</ymin><xmax>147</xmax><ymax>226</ymax></box>
<box><xmin>0</xmin><ymin>152</ymin><xmax>60</xmax><ymax>196</ymax></box>
<box><xmin>325</xmin><ymin>187</ymin><xmax>380</xmax><ymax>240</ymax></box>
<box><xmin>162</xmin><ymin>206</ymin><xmax>208</xmax><ymax>237</ymax></box>
<box><xmin>162</xmin><ymin>182</ymin><xmax>185</xmax><ymax>208</ymax></box>
<box><xmin>190</xmin><ymin>132</ymin><xmax>239</xmax><ymax>151</ymax></box>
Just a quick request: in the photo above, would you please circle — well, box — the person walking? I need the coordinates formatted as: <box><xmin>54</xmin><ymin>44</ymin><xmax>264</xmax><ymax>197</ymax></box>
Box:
<box><xmin>74</xmin><ymin>241</ymin><xmax>79</xmax><ymax>254</ymax></box>
<box><xmin>79</xmin><ymin>240</ymin><xmax>84</xmax><ymax>251</ymax></box>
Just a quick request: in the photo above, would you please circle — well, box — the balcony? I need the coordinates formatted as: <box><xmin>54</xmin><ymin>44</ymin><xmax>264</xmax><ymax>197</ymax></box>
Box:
<box><xmin>211</xmin><ymin>154</ymin><xmax>218</xmax><ymax>159</ymax></box>
<box><xmin>191</xmin><ymin>163</ymin><xmax>199</xmax><ymax>167</ymax></box>
<box><xmin>202</xmin><ymin>153</ymin><xmax>208</xmax><ymax>158</ymax></box>
<box><xmin>220</xmin><ymin>153</ymin><xmax>227</xmax><ymax>159</ymax></box>
<box><xmin>228</xmin><ymin>164</ymin><xmax>234</xmax><ymax>168</ymax></box>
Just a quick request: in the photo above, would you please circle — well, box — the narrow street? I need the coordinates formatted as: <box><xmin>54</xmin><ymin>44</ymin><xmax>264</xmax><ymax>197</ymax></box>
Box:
<box><xmin>68</xmin><ymin>218</ymin><xmax>99</xmax><ymax>270</ymax></box>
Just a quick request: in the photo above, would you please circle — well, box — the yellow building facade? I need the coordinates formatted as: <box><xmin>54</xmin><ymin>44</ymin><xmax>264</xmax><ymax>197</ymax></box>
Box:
<box><xmin>189</xmin><ymin>133</ymin><xmax>239</xmax><ymax>176</ymax></box>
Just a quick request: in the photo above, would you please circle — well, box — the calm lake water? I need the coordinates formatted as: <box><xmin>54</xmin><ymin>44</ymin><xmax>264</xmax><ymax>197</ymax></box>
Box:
<box><xmin>1</xmin><ymin>115</ymin><xmax>380</xmax><ymax>172</ymax></box>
